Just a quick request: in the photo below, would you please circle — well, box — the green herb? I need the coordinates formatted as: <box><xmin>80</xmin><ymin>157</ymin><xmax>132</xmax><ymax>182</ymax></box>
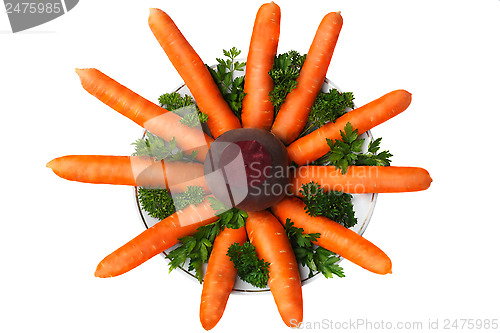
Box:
<box><xmin>131</xmin><ymin>132</ymin><xmax>198</xmax><ymax>162</ymax></box>
<box><xmin>166</xmin><ymin>197</ymin><xmax>247</xmax><ymax>283</ymax></box>
<box><xmin>166</xmin><ymin>223</ymin><xmax>219</xmax><ymax>283</ymax></box>
<box><xmin>299</xmin><ymin>182</ymin><xmax>357</xmax><ymax>228</ymax></box>
<box><xmin>302</xmin><ymin>88</ymin><xmax>355</xmax><ymax>134</ymax></box>
<box><xmin>171</xmin><ymin>186</ymin><xmax>206</xmax><ymax>211</ymax></box>
<box><xmin>137</xmin><ymin>185</ymin><xmax>205</xmax><ymax>222</ymax></box>
<box><xmin>321</xmin><ymin>122</ymin><xmax>392</xmax><ymax>174</ymax></box>
<box><xmin>137</xmin><ymin>188</ymin><xmax>175</xmax><ymax>220</ymax></box>
<box><xmin>227</xmin><ymin>242</ymin><xmax>270</xmax><ymax>288</ymax></box>
<box><xmin>269</xmin><ymin>50</ymin><xmax>306</xmax><ymax>113</ymax></box>
<box><xmin>207</xmin><ymin>47</ymin><xmax>246</xmax><ymax>118</ymax></box>
<box><xmin>355</xmin><ymin>137</ymin><xmax>393</xmax><ymax>167</ymax></box>
<box><xmin>284</xmin><ymin>219</ymin><xmax>344</xmax><ymax>278</ymax></box>
<box><xmin>158</xmin><ymin>92</ymin><xmax>208</xmax><ymax>127</ymax></box>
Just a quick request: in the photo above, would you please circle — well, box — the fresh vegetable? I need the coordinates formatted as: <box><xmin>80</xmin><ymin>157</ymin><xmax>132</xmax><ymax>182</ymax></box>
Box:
<box><xmin>132</xmin><ymin>132</ymin><xmax>199</xmax><ymax>162</ymax></box>
<box><xmin>287</xmin><ymin>89</ymin><xmax>412</xmax><ymax>165</ymax></box>
<box><xmin>316</xmin><ymin>122</ymin><xmax>392</xmax><ymax>174</ymax></box>
<box><xmin>166</xmin><ymin>197</ymin><xmax>247</xmax><ymax>281</ymax></box>
<box><xmin>291</xmin><ymin>165</ymin><xmax>432</xmax><ymax>194</ymax></box>
<box><xmin>302</xmin><ymin>88</ymin><xmax>355</xmax><ymax>134</ymax></box>
<box><xmin>95</xmin><ymin>196</ymin><xmax>219</xmax><ymax>278</ymax></box>
<box><xmin>46</xmin><ymin>155</ymin><xmax>208</xmax><ymax>193</ymax></box>
<box><xmin>138</xmin><ymin>185</ymin><xmax>206</xmax><ymax>221</ymax></box>
<box><xmin>137</xmin><ymin>188</ymin><xmax>176</xmax><ymax>220</ymax></box>
<box><xmin>200</xmin><ymin>226</ymin><xmax>247</xmax><ymax>331</ymax></box>
<box><xmin>241</xmin><ymin>2</ymin><xmax>281</xmax><ymax>130</ymax></box>
<box><xmin>272</xmin><ymin>196</ymin><xmax>392</xmax><ymax>275</ymax></box>
<box><xmin>148</xmin><ymin>8</ymin><xmax>241</xmax><ymax>138</ymax></box>
<box><xmin>298</xmin><ymin>182</ymin><xmax>356</xmax><ymax>228</ymax></box>
<box><xmin>246</xmin><ymin>211</ymin><xmax>302</xmax><ymax>327</ymax></box>
<box><xmin>271</xmin><ymin>12</ymin><xmax>343</xmax><ymax>144</ymax></box>
<box><xmin>284</xmin><ymin>219</ymin><xmax>344</xmax><ymax>278</ymax></box>
<box><xmin>204</xmin><ymin>128</ymin><xmax>289</xmax><ymax>211</ymax></box>
<box><xmin>207</xmin><ymin>47</ymin><xmax>246</xmax><ymax>119</ymax></box>
<box><xmin>75</xmin><ymin>68</ymin><xmax>211</xmax><ymax>161</ymax></box>
<box><xmin>227</xmin><ymin>241</ymin><xmax>270</xmax><ymax>289</ymax></box>
<box><xmin>158</xmin><ymin>92</ymin><xmax>208</xmax><ymax>127</ymax></box>
<box><xmin>268</xmin><ymin>50</ymin><xmax>306</xmax><ymax>112</ymax></box>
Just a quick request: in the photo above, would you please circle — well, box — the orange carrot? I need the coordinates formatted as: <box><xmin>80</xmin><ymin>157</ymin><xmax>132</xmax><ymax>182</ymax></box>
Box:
<box><xmin>75</xmin><ymin>68</ymin><xmax>212</xmax><ymax>161</ymax></box>
<box><xmin>241</xmin><ymin>2</ymin><xmax>281</xmax><ymax>130</ymax></box>
<box><xmin>246</xmin><ymin>211</ymin><xmax>302</xmax><ymax>327</ymax></box>
<box><xmin>288</xmin><ymin>89</ymin><xmax>412</xmax><ymax>165</ymax></box>
<box><xmin>200</xmin><ymin>226</ymin><xmax>247</xmax><ymax>330</ymax></box>
<box><xmin>291</xmin><ymin>166</ymin><xmax>432</xmax><ymax>195</ymax></box>
<box><xmin>148</xmin><ymin>8</ymin><xmax>241</xmax><ymax>138</ymax></box>
<box><xmin>272</xmin><ymin>196</ymin><xmax>392</xmax><ymax>275</ymax></box>
<box><xmin>271</xmin><ymin>12</ymin><xmax>343</xmax><ymax>144</ymax></box>
<box><xmin>46</xmin><ymin>155</ymin><xmax>208</xmax><ymax>193</ymax></box>
<box><xmin>95</xmin><ymin>196</ymin><xmax>218</xmax><ymax>278</ymax></box>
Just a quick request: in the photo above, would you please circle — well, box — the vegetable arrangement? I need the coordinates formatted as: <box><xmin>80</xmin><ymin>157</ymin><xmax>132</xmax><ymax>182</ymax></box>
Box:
<box><xmin>47</xmin><ymin>2</ymin><xmax>432</xmax><ymax>329</ymax></box>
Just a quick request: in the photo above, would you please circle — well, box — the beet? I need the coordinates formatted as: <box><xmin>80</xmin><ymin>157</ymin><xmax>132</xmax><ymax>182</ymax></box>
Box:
<box><xmin>204</xmin><ymin>128</ymin><xmax>290</xmax><ymax>211</ymax></box>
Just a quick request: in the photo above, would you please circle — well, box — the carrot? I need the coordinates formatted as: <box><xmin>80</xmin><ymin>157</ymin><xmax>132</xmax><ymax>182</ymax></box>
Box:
<box><xmin>246</xmin><ymin>211</ymin><xmax>302</xmax><ymax>327</ymax></box>
<box><xmin>288</xmin><ymin>89</ymin><xmax>412</xmax><ymax>165</ymax></box>
<box><xmin>241</xmin><ymin>2</ymin><xmax>281</xmax><ymax>130</ymax></box>
<box><xmin>291</xmin><ymin>165</ymin><xmax>432</xmax><ymax>195</ymax></box>
<box><xmin>95</xmin><ymin>196</ymin><xmax>218</xmax><ymax>278</ymax></box>
<box><xmin>148</xmin><ymin>8</ymin><xmax>241</xmax><ymax>138</ymax></box>
<box><xmin>46</xmin><ymin>155</ymin><xmax>208</xmax><ymax>193</ymax></box>
<box><xmin>271</xmin><ymin>12</ymin><xmax>343</xmax><ymax>144</ymax></box>
<box><xmin>272</xmin><ymin>196</ymin><xmax>392</xmax><ymax>275</ymax></box>
<box><xmin>200</xmin><ymin>226</ymin><xmax>247</xmax><ymax>330</ymax></box>
<box><xmin>75</xmin><ymin>68</ymin><xmax>212</xmax><ymax>161</ymax></box>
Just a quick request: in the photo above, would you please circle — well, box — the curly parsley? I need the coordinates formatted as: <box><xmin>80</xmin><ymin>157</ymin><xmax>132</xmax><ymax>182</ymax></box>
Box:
<box><xmin>299</xmin><ymin>182</ymin><xmax>357</xmax><ymax>228</ymax></box>
<box><xmin>227</xmin><ymin>241</ymin><xmax>270</xmax><ymax>288</ymax></box>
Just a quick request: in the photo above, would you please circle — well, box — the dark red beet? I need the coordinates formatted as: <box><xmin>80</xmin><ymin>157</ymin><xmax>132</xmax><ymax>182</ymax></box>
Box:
<box><xmin>204</xmin><ymin>128</ymin><xmax>290</xmax><ymax>211</ymax></box>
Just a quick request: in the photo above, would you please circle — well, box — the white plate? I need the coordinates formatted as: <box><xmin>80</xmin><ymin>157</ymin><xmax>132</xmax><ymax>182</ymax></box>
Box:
<box><xmin>134</xmin><ymin>67</ymin><xmax>377</xmax><ymax>293</ymax></box>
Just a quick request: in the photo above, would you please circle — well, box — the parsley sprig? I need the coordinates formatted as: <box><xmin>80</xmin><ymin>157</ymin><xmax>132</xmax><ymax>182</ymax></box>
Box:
<box><xmin>302</xmin><ymin>88</ymin><xmax>355</xmax><ymax>134</ymax></box>
<box><xmin>319</xmin><ymin>122</ymin><xmax>392</xmax><ymax>174</ymax></box>
<box><xmin>165</xmin><ymin>197</ymin><xmax>247</xmax><ymax>283</ymax></box>
<box><xmin>137</xmin><ymin>185</ymin><xmax>205</xmax><ymax>222</ymax></box>
<box><xmin>136</xmin><ymin>188</ymin><xmax>176</xmax><ymax>220</ymax></box>
<box><xmin>158</xmin><ymin>92</ymin><xmax>208</xmax><ymax>127</ymax></box>
<box><xmin>207</xmin><ymin>47</ymin><xmax>246</xmax><ymax>118</ymax></box>
<box><xmin>299</xmin><ymin>182</ymin><xmax>357</xmax><ymax>228</ymax></box>
<box><xmin>227</xmin><ymin>242</ymin><xmax>270</xmax><ymax>288</ymax></box>
<box><xmin>132</xmin><ymin>132</ymin><xmax>198</xmax><ymax>162</ymax></box>
<box><xmin>269</xmin><ymin>50</ymin><xmax>306</xmax><ymax>113</ymax></box>
<box><xmin>284</xmin><ymin>219</ymin><xmax>344</xmax><ymax>278</ymax></box>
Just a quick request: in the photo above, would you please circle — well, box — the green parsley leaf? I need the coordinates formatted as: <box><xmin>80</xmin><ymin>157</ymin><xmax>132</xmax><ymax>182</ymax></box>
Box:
<box><xmin>131</xmin><ymin>132</ymin><xmax>197</xmax><ymax>162</ymax></box>
<box><xmin>269</xmin><ymin>50</ymin><xmax>306</xmax><ymax>113</ymax></box>
<box><xmin>207</xmin><ymin>197</ymin><xmax>247</xmax><ymax>230</ymax></box>
<box><xmin>136</xmin><ymin>187</ymin><xmax>176</xmax><ymax>220</ymax></box>
<box><xmin>165</xmin><ymin>196</ymin><xmax>248</xmax><ymax>282</ymax></box>
<box><xmin>158</xmin><ymin>92</ymin><xmax>208</xmax><ymax>128</ymax></box>
<box><xmin>355</xmin><ymin>137</ymin><xmax>393</xmax><ymax>167</ymax></box>
<box><xmin>171</xmin><ymin>186</ymin><xmax>206</xmax><ymax>211</ymax></box>
<box><xmin>302</xmin><ymin>88</ymin><xmax>355</xmax><ymax>134</ymax></box>
<box><xmin>320</xmin><ymin>122</ymin><xmax>392</xmax><ymax>173</ymax></box>
<box><xmin>207</xmin><ymin>47</ymin><xmax>246</xmax><ymax>119</ymax></box>
<box><xmin>227</xmin><ymin>242</ymin><xmax>270</xmax><ymax>288</ymax></box>
<box><xmin>284</xmin><ymin>219</ymin><xmax>344</xmax><ymax>279</ymax></box>
<box><xmin>299</xmin><ymin>182</ymin><xmax>357</xmax><ymax>228</ymax></box>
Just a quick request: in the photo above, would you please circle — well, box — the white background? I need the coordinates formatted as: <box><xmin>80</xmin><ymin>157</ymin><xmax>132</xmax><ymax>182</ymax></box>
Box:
<box><xmin>1</xmin><ymin>0</ymin><xmax>500</xmax><ymax>332</ymax></box>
